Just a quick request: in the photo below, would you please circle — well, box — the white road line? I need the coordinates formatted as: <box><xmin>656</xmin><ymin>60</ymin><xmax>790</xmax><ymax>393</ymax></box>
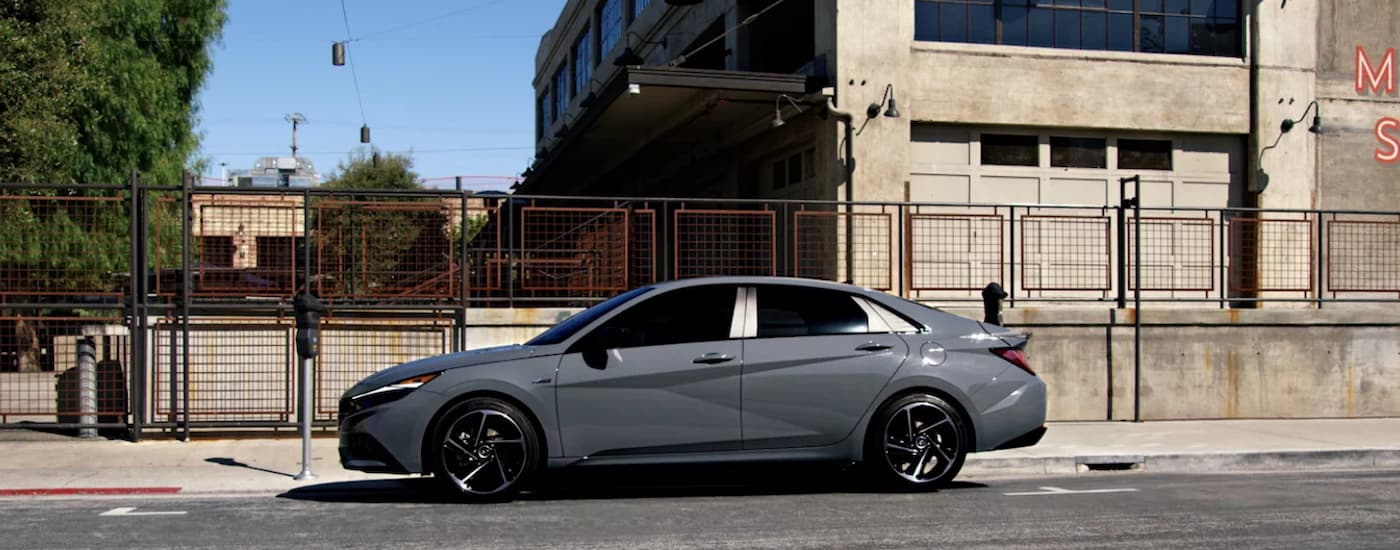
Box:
<box><xmin>99</xmin><ymin>507</ymin><xmax>187</xmax><ymax>517</ymax></box>
<box><xmin>1003</xmin><ymin>486</ymin><xmax>1140</xmax><ymax>496</ymax></box>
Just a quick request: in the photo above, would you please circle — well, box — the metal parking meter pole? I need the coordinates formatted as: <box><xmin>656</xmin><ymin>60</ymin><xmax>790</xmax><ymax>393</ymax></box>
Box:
<box><xmin>293</xmin><ymin>290</ymin><xmax>325</xmax><ymax>481</ymax></box>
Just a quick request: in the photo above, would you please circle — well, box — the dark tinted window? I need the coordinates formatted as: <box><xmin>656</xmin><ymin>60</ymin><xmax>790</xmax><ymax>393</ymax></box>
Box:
<box><xmin>527</xmin><ymin>286</ymin><xmax>653</xmax><ymax>346</ymax></box>
<box><xmin>598</xmin><ymin>285</ymin><xmax>737</xmax><ymax>348</ymax></box>
<box><xmin>981</xmin><ymin>134</ymin><xmax>1039</xmax><ymax>166</ymax></box>
<box><xmin>1050</xmin><ymin>137</ymin><xmax>1107</xmax><ymax>168</ymax></box>
<box><xmin>756</xmin><ymin>286</ymin><xmax>869</xmax><ymax>338</ymax></box>
<box><xmin>1118</xmin><ymin>139</ymin><xmax>1173</xmax><ymax>170</ymax></box>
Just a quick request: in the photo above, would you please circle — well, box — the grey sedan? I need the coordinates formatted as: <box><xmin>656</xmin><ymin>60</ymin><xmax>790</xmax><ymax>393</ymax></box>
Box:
<box><xmin>339</xmin><ymin>277</ymin><xmax>1046</xmax><ymax>500</ymax></box>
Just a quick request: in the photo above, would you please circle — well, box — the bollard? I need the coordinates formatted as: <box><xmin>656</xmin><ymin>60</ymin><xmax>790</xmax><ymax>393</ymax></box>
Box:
<box><xmin>77</xmin><ymin>337</ymin><xmax>98</xmax><ymax>439</ymax></box>
<box><xmin>981</xmin><ymin>282</ymin><xmax>1008</xmax><ymax>326</ymax></box>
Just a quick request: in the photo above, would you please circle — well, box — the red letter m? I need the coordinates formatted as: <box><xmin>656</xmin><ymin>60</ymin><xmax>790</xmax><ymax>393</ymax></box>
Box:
<box><xmin>1356</xmin><ymin>46</ymin><xmax>1396</xmax><ymax>94</ymax></box>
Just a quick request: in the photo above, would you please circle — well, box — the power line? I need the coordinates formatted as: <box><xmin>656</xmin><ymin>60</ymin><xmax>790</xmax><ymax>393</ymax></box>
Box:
<box><xmin>209</xmin><ymin>146</ymin><xmax>532</xmax><ymax>156</ymax></box>
<box><xmin>338</xmin><ymin>0</ymin><xmax>369</xmax><ymax>125</ymax></box>
<box><xmin>669</xmin><ymin>0</ymin><xmax>788</xmax><ymax>67</ymax></box>
<box><xmin>351</xmin><ymin>0</ymin><xmax>511</xmax><ymax>42</ymax></box>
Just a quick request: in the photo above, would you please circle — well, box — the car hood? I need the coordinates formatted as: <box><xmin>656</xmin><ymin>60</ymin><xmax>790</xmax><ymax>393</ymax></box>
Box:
<box><xmin>345</xmin><ymin>344</ymin><xmax>557</xmax><ymax>397</ymax></box>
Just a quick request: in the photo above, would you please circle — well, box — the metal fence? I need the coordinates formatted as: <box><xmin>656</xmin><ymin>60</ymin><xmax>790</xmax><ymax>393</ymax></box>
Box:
<box><xmin>3</xmin><ymin>178</ymin><xmax>1399</xmax><ymax>434</ymax></box>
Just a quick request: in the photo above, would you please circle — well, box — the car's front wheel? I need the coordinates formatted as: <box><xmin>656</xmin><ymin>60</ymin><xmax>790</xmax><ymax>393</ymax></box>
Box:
<box><xmin>866</xmin><ymin>393</ymin><xmax>968</xmax><ymax>489</ymax></box>
<box><xmin>430</xmin><ymin>397</ymin><xmax>541</xmax><ymax>501</ymax></box>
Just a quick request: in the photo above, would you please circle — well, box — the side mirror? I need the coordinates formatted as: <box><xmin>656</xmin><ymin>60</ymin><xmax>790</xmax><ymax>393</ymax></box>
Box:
<box><xmin>579</xmin><ymin>326</ymin><xmax>623</xmax><ymax>370</ymax></box>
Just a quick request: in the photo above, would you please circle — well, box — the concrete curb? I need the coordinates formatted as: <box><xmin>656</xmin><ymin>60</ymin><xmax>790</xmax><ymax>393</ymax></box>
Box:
<box><xmin>964</xmin><ymin>449</ymin><xmax>1400</xmax><ymax>476</ymax></box>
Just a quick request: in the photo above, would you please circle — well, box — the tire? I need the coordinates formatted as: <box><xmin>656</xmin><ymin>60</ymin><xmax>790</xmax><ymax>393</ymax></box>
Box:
<box><xmin>429</xmin><ymin>397</ymin><xmax>543</xmax><ymax>501</ymax></box>
<box><xmin>864</xmin><ymin>393</ymin><xmax>969</xmax><ymax>490</ymax></box>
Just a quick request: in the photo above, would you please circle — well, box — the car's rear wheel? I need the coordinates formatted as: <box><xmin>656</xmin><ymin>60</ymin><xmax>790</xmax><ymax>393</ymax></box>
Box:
<box><xmin>866</xmin><ymin>393</ymin><xmax>968</xmax><ymax>489</ymax></box>
<box><xmin>430</xmin><ymin>397</ymin><xmax>541</xmax><ymax>501</ymax></box>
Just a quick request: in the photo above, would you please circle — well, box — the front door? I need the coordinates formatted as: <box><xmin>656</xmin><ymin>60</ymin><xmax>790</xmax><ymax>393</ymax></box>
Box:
<box><xmin>741</xmin><ymin>285</ymin><xmax>910</xmax><ymax>449</ymax></box>
<box><xmin>555</xmin><ymin>284</ymin><xmax>744</xmax><ymax>458</ymax></box>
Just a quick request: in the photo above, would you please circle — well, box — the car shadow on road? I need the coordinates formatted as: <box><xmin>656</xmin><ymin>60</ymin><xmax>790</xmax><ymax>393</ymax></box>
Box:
<box><xmin>277</xmin><ymin>463</ymin><xmax>987</xmax><ymax>504</ymax></box>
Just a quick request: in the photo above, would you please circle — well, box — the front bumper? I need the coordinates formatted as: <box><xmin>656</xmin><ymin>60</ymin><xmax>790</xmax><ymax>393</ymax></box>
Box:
<box><xmin>336</xmin><ymin>388</ymin><xmax>445</xmax><ymax>475</ymax></box>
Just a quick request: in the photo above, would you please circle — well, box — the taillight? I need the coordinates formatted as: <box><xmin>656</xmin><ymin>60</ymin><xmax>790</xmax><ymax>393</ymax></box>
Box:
<box><xmin>992</xmin><ymin>347</ymin><xmax>1034</xmax><ymax>376</ymax></box>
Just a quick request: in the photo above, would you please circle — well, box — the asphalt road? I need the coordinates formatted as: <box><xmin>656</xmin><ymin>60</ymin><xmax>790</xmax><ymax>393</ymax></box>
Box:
<box><xmin>4</xmin><ymin>467</ymin><xmax>1399</xmax><ymax>549</ymax></box>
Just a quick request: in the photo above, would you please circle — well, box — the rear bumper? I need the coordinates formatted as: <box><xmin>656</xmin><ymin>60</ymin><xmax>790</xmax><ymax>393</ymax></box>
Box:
<box><xmin>993</xmin><ymin>425</ymin><xmax>1047</xmax><ymax>451</ymax></box>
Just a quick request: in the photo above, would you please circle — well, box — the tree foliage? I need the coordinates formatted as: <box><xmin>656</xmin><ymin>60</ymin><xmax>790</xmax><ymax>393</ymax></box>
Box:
<box><xmin>323</xmin><ymin>149</ymin><xmax>421</xmax><ymax>191</ymax></box>
<box><xmin>0</xmin><ymin>0</ymin><xmax>226</xmax><ymax>185</ymax></box>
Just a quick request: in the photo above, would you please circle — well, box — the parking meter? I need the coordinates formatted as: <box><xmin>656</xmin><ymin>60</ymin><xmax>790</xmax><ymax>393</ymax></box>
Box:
<box><xmin>981</xmin><ymin>282</ymin><xmax>1008</xmax><ymax>326</ymax></box>
<box><xmin>293</xmin><ymin>290</ymin><xmax>327</xmax><ymax>359</ymax></box>
<box><xmin>292</xmin><ymin>290</ymin><xmax>326</xmax><ymax>481</ymax></box>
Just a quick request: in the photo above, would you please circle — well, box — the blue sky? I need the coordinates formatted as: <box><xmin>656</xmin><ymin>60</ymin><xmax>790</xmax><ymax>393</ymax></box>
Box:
<box><xmin>195</xmin><ymin>0</ymin><xmax>564</xmax><ymax>190</ymax></box>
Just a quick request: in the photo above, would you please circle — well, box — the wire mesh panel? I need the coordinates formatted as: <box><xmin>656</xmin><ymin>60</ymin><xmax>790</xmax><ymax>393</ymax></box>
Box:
<box><xmin>793</xmin><ymin>211</ymin><xmax>893</xmax><ymax>290</ymax></box>
<box><xmin>1327</xmin><ymin>220</ymin><xmax>1400</xmax><ymax>293</ymax></box>
<box><xmin>464</xmin><ymin>206</ymin><xmax>503</xmax><ymax>293</ymax></box>
<box><xmin>907</xmin><ymin>214</ymin><xmax>1004</xmax><ymax>291</ymax></box>
<box><xmin>1127</xmin><ymin>217</ymin><xmax>1215</xmax><ymax>291</ymax></box>
<box><xmin>315</xmin><ymin>199</ymin><xmax>457</xmax><ymax>300</ymax></box>
<box><xmin>192</xmin><ymin>195</ymin><xmax>302</xmax><ymax>297</ymax></box>
<box><xmin>674</xmin><ymin>209</ymin><xmax>775</xmax><ymax>279</ymax></box>
<box><xmin>630</xmin><ymin>209</ymin><xmax>657</xmax><ymax>288</ymax></box>
<box><xmin>519</xmin><ymin>207</ymin><xmax>630</xmax><ymax>293</ymax></box>
<box><xmin>152</xmin><ymin>322</ymin><xmax>291</xmax><ymax>422</ymax></box>
<box><xmin>1020</xmin><ymin>215</ymin><xmax>1111</xmax><ymax>291</ymax></box>
<box><xmin>315</xmin><ymin>319</ymin><xmax>450</xmax><ymax>421</ymax></box>
<box><xmin>1229</xmin><ymin>218</ymin><xmax>1313</xmax><ymax>293</ymax></box>
<box><xmin>0</xmin><ymin>317</ymin><xmax>129</xmax><ymax>424</ymax></box>
<box><xmin>0</xmin><ymin>194</ymin><xmax>129</xmax><ymax>298</ymax></box>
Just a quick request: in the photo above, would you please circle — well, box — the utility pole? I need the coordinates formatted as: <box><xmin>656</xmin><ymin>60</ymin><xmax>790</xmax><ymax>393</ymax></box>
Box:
<box><xmin>284</xmin><ymin>112</ymin><xmax>308</xmax><ymax>158</ymax></box>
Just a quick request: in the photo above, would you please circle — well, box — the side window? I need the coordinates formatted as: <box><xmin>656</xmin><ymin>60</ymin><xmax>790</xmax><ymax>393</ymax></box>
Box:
<box><xmin>756</xmin><ymin>286</ymin><xmax>869</xmax><ymax>338</ymax></box>
<box><xmin>596</xmin><ymin>285</ymin><xmax>737</xmax><ymax>348</ymax></box>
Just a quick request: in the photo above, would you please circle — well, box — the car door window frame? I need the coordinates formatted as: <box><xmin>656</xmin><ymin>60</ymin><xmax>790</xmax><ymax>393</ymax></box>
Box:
<box><xmin>570</xmin><ymin>285</ymin><xmax>745</xmax><ymax>352</ymax></box>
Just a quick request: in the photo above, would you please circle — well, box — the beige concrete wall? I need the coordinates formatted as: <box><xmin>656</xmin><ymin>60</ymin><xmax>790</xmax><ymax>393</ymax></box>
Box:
<box><xmin>1315</xmin><ymin>3</ymin><xmax>1400</xmax><ymax>211</ymax></box>
<box><xmin>943</xmin><ymin>306</ymin><xmax>1400</xmax><ymax>421</ymax></box>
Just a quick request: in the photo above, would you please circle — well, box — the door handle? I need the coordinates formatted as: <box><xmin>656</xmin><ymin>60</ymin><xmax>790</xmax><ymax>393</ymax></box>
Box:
<box><xmin>692</xmin><ymin>352</ymin><xmax>735</xmax><ymax>364</ymax></box>
<box><xmin>855</xmin><ymin>342</ymin><xmax>892</xmax><ymax>352</ymax></box>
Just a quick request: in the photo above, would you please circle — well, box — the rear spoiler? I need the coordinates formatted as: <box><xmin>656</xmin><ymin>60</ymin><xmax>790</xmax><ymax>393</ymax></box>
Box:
<box><xmin>976</xmin><ymin>322</ymin><xmax>1031</xmax><ymax>349</ymax></box>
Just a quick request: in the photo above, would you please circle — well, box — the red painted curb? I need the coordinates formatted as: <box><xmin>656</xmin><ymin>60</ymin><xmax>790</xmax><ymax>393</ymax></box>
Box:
<box><xmin>0</xmin><ymin>487</ymin><xmax>182</xmax><ymax>496</ymax></box>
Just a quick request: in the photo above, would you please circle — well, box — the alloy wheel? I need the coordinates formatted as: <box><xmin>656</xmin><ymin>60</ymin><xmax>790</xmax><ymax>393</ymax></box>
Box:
<box><xmin>440</xmin><ymin>409</ymin><xmax>529</xmax><ymax>495</ymax></box>
<box><xmin>882</xmin><ymin>401</ymin><xmax>962</xmax><ymax>484</ymax></box>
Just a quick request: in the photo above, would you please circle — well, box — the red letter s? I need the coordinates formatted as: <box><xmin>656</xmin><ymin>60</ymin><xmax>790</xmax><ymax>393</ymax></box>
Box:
<box><xmin>1376</xmin><ymin>117</ymin><xmax>1400</xmax><ymax>164</ymax></box>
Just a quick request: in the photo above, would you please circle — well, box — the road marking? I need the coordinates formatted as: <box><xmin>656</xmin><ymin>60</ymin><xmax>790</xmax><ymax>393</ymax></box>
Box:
<box><xmin>1003</xmin><ymin>486</ymin><xmax>1139</xmax><ymax>496</ymax></box>
<box><xmin>99</xmin><ymin>507</ymin><xmax>187</xmax><ymax>517</ymax></box>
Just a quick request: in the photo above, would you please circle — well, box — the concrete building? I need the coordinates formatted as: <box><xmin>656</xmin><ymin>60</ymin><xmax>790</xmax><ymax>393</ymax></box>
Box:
<box><xmin>524</xmin><ymin>0</ymin><xmax>1400</xmax><ymax>210</ymax></box>
<box><xmin>518</xmin><ymin>0</ymin><xmax>1400</xmax><ymax>303</ymax></box>
<box><xmin>227</xmin><ymin>156</ymin><xmax>320</xmax><ymax>188</ymax></box>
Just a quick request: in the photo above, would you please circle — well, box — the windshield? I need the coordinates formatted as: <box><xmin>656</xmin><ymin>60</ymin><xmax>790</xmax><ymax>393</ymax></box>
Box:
<box><xmin>525</xmin><ymin>286</ymin><xmax>654</xmax><ymax>346</ymax></box>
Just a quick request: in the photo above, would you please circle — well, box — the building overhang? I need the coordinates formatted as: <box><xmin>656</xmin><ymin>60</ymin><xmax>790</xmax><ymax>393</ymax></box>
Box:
<box><xmin>518</xmin><ymin>66</ymin><xmax>814</xmax><ymax>195</ymax></box>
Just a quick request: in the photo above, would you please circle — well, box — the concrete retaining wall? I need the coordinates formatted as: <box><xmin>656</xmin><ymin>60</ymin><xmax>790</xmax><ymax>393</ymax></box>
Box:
<box><xmin>939</xmin><ymin>307</ymin><xmax>1400</xmax><ymax>422</ymax></box>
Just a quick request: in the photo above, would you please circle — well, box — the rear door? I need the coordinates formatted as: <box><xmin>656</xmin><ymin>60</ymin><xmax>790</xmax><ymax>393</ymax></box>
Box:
<box><xmin>740</xmin><ymin>285</ymin><xmax>911</xmax><ymax>449</ymax></box>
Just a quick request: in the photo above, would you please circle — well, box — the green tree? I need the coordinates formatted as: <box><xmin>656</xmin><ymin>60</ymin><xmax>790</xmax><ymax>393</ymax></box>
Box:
<box><xmin>0</xmin><ymin>1</ymin><xmax>225</xmax><ymax>371</ymax></box>
<box><xmin>323</xmin><ymin>149</ymin><xmax>421</xmax><ymax>191</ymax></box>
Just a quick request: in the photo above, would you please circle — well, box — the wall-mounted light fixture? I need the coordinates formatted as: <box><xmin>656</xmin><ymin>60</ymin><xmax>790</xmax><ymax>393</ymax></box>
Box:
<box><xmin>771</xmin><ymin>94</ymin><xmax>805</xmax><ymax>128</ymax></box>
<box><xmin>866</xmin><ymin>84</ymin><xmax>900</xmax><ymax>120</ymax></box>
<box><xmin>615</xmin><ymin>32</ymin><xmax>667</xmax><ymax>66</ymax></box>
<box><xmin>1281</xmin><ymin>100</ymin><xmax>1322</xmax><ymax>134</ymax></box>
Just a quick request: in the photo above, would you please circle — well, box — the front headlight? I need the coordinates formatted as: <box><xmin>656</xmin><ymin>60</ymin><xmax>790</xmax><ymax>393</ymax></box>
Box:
<box><xmin>347</xmin><ymin>373</ymin><xmax>440</xmax><ymax>412</ymax></box>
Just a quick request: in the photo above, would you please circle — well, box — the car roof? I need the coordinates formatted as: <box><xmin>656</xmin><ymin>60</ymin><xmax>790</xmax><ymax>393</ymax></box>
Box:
<box><xmin>644</xmin><ymin>276</ymin><xmax>881</xmax><ymax>295</ymax></box>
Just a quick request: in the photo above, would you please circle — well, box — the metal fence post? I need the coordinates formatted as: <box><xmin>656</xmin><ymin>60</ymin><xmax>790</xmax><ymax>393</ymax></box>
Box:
<box><xmin>77</xmin><ymin>337</ymin><xmax>98</xmax><ymax>439</ymax></box>
<box><xmin>127</xmin><ymin>169</ymin><xmax>146</xmax><ymax>442</ymax></box>
<box><xmin>1008</xmin><ymin>206</ymin><xmax>1017</xmax><ymax>308</ymax></box>
<box><xmin>180</xmin><ymin>172</ymin><xmax>193</xmax><ymax>441</ymax></box>
<box><xmin>1316</xmin><ymin>213</ymin><xmax>1325</xmax><ymax>308</ymax></box>
<box><xmin>458</xmin><ymin>188</ymin><xmax>470</xmax><ymax>353</ymax></box>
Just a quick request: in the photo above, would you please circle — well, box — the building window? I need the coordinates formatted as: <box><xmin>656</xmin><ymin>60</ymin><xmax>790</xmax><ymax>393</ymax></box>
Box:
<box><xmin>552</xmin><ymin>64</ymin><xmax>569</xmax><ymax>119</ymax></box>
<box><xmin>598</xmin><ymin>0</ymin><xmax>623</xmax><ymax>58</ymax></box>
<box><xmin>630</xmin><ymin>0</ymin><xmax>650</xmax><ymax>23</ymax></box>
<box><xmin>537</xmin><ymin>92</ymin><xmax>550</xmax><ymax>140</ymax></box>
<box><xmin>1050</xmin><ymin>137</ymin><xmax>1107</xmax><ymax>168</ymax></box>
<box><xmin>572</xmin><ymin>28</ymin><xmax>593</xmax><ymax>97</ymax></box>
<box><xmin>770</xmin><ymin>148</ymin><xmax>815</xmax><ymax>190</ymax></box>
<box><xmin>1118</xmin><ymin>139</ymin><xmax>1173</xmax><ymax>170</ymax></box>
<box><xmin>915</xmin><ymin>0</ymin><xmax>1240</xmax><ymax>57</ymax></box>
<box><xmin>980</xmin><ymin>134</ymin><xmax>1039</xmax><ymax>166</ymax></box>
<box><xmin>201</xmin><ymin>237</ymin><xmax>235</xmax><ymax>267</ymax></box>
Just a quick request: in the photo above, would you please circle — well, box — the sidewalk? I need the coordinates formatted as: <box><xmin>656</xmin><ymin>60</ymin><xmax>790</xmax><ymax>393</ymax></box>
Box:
<box><xmin>1</xmin><ymin>419</ymin><xmax>1397</xmax><ymax>496</ymax></box>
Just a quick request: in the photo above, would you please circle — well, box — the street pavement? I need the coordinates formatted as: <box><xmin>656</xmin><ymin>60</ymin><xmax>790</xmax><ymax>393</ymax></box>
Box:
<box><xmin>1</xmin><ymin>418</ymin><xmax>1397</xmax><ymax>496</ymax></box>
<box><xmin>1</xmin><ymin>469</ymin><xmax>1398</xmax><ymax>548</ymax></box>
